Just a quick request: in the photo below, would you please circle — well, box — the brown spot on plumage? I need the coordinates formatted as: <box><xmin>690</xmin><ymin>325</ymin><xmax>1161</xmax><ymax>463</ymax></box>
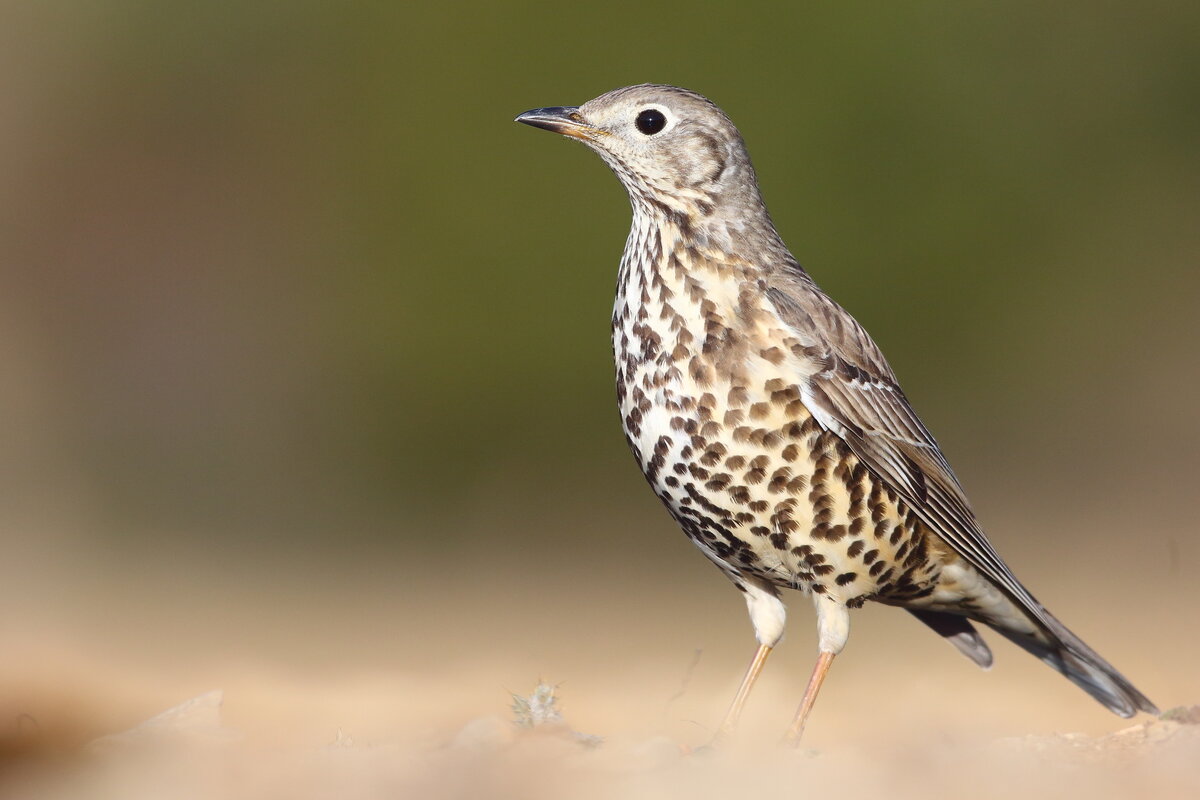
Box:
<box><xmin>905</xmin><ymin>536</ymin><xmax>928</xmax><ymax>568</ymax></box>
<box><xmin>760</xmin><ymin>346</ymin><xmax>785</xmax><ymax>364</ymax></box>
<box><xmin>699</xmin><ymin>443</ymin><xmax>727</xmax><ymax>466</ymax></box>
<box><xmin>705</xmin><ymin>473</ymin><xmax>732</xmax><ymax>491</ymax></box>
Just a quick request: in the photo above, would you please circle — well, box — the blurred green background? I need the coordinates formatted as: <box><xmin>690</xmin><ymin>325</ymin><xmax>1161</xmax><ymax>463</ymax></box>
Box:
<box><xmin>1</xmin><ymin>0</ymin><xmax>1197</xmax><ymax>742</ymax></box>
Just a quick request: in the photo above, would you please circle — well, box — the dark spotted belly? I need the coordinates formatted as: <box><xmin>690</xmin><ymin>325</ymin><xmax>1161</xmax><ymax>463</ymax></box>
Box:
<box><xmin>622</xmin><ymin>375</ymin><xmax>943</xmax><ymax>606</ymax></box>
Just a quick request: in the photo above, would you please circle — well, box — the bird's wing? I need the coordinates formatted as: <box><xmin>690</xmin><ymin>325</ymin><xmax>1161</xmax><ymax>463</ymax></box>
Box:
<box><xmin>763</xmin><ymin>280</ymin><xmax>1048</xmax><ymax>621</ymax></box>
<box><xmin>767</xmin><ymin>278</ymin><xmax>1159</xmax><ymax>718</ymax></box>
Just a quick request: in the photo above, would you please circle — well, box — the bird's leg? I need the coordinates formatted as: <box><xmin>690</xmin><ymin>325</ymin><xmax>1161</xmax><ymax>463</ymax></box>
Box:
<box><xmin>709</xmin><ymin>577</ymin><xmax>785</xmax><ymax>745</ymax></box>
<box><xmin>782</xmin><ymin>596</ymin><xmax>849</xmax><ymax>746</ymax></box>
<box><xmin>715</xmin><ymin>642</ymin><xmax>772</xmax><ymax>741</ymax></box>
<box><xmin>782</xmin><ymin>650</ymin><xmax>835</xmax><ymax>746</ymax></box>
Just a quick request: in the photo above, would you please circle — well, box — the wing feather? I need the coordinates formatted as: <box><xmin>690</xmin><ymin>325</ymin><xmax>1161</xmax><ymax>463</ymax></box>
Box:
<box><xmin>764</xmin><ymin>282</ymin><xmax>1050</xmax><ymax>623</ymax></box>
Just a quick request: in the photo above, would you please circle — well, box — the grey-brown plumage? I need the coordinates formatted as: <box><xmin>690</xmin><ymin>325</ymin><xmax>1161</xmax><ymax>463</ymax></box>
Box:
<box><xmin>516</xmin><ymin>85</ymin><xmax>1157</xmax><ymax>741</ymax></box>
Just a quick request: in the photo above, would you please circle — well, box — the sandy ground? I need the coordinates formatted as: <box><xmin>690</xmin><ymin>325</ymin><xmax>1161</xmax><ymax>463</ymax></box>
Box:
<box><xmin>2</xmin><ymin>684</ymin><xmax>1197</xmax><ymax>800</ymax></box>
<box><xmin>0</xmin><ymin>619</ymin><xmax>1194</xmax><ymax>798</ymax></box>
<box><xmin>0</xmin><ymin>500</ymin><xmax>1195</xmax><ymax>798</ymax></box>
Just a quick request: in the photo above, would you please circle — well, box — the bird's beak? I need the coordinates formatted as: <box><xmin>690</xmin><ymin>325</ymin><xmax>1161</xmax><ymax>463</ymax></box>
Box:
<box><xmin>514</xmin><ymin>106</ymin><xmax>601</xmax><ymax>141</ymax></box>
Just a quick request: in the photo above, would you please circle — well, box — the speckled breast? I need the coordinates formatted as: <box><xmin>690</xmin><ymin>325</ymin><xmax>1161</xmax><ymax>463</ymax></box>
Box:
<box><xmin>611</xmin><ymin>225</ymin><xmax>941</xmax><ymax>606</ymax></box>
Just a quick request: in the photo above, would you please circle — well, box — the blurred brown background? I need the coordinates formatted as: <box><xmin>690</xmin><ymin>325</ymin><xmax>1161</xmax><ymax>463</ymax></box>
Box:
<box><xmin>0</xmin><ymin>1</ymin><xmax>1197</xmax><ymax>750</ymax></box>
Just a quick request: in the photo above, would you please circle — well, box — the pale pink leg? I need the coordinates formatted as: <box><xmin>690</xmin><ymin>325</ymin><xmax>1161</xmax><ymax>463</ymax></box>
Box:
<box><xmin>782</xmin><ymin>650</ymin><xmax>835</xmax><ymax>746</ymax></box>
<box><xmin>713</xmin><ymin>642</ymin><xmax>772</xmax><ymax>742</ymax></box>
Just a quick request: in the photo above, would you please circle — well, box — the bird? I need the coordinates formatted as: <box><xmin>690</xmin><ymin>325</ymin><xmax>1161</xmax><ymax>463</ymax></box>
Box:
<box><xmin>514</xmin><ymin>84</ymin><xmax>1157</xmax><ymax>744</ymax></box>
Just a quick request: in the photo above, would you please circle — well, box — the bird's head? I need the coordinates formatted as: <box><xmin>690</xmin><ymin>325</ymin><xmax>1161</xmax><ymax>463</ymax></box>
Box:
<box><xmin>516</xmin><ymin>84</ymin><xmax>769</xmax><ymax>225</ymax></box>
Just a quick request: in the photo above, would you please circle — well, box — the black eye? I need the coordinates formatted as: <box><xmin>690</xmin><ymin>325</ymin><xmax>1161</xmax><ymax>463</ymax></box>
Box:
<box><xmin>635</xmin><ymin>108</ymin><xmax>667</xmax><ymax>135</ymax></box>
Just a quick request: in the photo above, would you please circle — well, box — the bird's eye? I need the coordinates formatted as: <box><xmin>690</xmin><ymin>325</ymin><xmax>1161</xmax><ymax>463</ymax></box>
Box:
<box><xmin>635</xmin><ymin>109</ymin><xmax>667</xmax><ymax>136</ymax></box>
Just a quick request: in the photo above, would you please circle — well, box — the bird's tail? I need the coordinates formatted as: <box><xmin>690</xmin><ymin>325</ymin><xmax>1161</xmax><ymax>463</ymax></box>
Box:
<box><xmin>983</xmin><ymin>606</ymin><xmax>1158</xmax><ymax>718</ymax></box>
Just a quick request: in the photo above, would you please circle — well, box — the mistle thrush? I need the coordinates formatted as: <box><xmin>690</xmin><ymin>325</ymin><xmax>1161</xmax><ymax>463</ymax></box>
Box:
<box><xmin>516</xmin><ymin>85</ymin><xmax>1157</xmax><ymax>743</ymax></box>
